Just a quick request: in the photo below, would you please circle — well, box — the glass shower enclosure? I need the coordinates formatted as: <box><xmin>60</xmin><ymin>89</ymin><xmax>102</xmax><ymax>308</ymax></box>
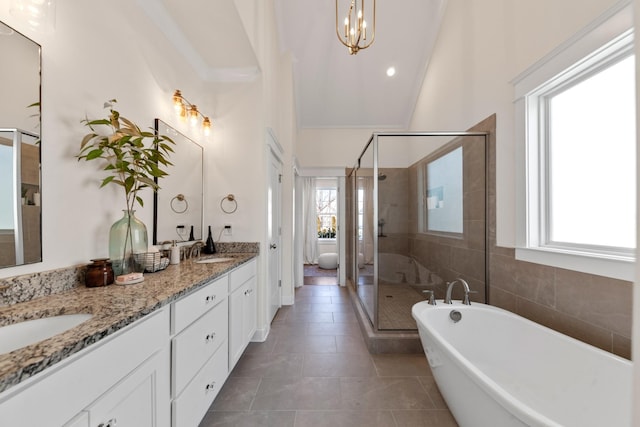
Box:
<box><xmin>346</xmin><ymin>132</ymin><xmax>489</xmax><ymax>331</ymax></box>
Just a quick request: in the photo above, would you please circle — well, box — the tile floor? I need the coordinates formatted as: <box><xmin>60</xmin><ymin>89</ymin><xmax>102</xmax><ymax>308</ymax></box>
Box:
<box><xmin>199</xmin><ymin>285</ymin><xmax>458</xmax><ymax>427</ymax></box>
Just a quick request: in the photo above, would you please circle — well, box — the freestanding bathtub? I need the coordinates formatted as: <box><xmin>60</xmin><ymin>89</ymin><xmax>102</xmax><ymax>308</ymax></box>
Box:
<box><xmin>412</xmin><ymin>300</ymin><xmax>632</xmax><ymax>427</ymax></box>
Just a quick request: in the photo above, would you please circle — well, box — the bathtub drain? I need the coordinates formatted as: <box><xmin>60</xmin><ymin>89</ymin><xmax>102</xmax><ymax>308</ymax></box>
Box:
<box><xmin>449</xmin><ymin>310</ymin><xmax>462</xmax><ymax>323</ymax></box>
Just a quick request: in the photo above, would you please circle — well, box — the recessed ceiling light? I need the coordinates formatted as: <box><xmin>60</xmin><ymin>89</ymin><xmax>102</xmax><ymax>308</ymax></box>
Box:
<box><xmin>386</xmin><ymin>67</ymin><xmax>396</xmax><ymax>77</ymax></box>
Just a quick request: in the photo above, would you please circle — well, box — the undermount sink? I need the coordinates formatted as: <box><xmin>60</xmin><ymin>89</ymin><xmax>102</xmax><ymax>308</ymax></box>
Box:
<box><xmin>195</xmin><ymin>257</ymin><xmax>235</xmax><ymax>264</ymax></box>
<box><xmin>0</xmin><ymin>313</ymin><xmax>93</xmax><ymax>354</ymax></box>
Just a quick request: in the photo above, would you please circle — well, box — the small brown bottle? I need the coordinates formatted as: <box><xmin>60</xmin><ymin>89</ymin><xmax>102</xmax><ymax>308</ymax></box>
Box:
<box><xmin>85</xmin><ymin>258</ymin><xmax>115</xmax><ymax>287</ymax></box>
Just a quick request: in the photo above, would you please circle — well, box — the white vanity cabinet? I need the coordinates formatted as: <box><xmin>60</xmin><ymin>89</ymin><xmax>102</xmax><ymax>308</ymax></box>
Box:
<box><xmin>80</xmin><ymin>349</ymin><xmax>167</xmax><ymax>427</ymax></box>
<box><xmin>170</xmin><ymin>275</ymin><xmax>229</xmax><ymax>427</ymax></box>
<box><xmin>0</xmin><ymin>307</ymin><xmax>170</xmax><ymax>427</ymax></box>
<box><xmin>228</xmin><ymin>259</ymin><xmax>257</xmax><ymax>370</ymax></box>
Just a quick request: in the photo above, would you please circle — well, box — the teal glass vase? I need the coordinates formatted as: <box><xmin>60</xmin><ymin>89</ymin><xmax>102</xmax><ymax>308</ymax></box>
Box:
<box><xmin>109</xmin><ymin>210</ymin><xmax>148</xmax><ymax>276</ymax></box>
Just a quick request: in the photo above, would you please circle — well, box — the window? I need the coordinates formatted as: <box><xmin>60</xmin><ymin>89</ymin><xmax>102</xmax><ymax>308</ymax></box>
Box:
<box><xmin>514</xmin><ymin>2</ymin><xmax>635</xmax><ymax>280</ymax></box>
<box><xmin>316</xmin><ymin>186</ymin><xmax>337</xmax><ymax>239</ymax></box>
<box><xmin>357</xmin><ymin>188</ymin><xmax>364</xmax><ymax>240</ymax></box>
<box><xmin>425</xmin><ymin>146</ymin><xmax>464</xmax><ymax>234</ymax></box>
<box><xmin>546</xmin><ymin>54</ymin><xmax>635</xmax><ymax>251</ymax></box>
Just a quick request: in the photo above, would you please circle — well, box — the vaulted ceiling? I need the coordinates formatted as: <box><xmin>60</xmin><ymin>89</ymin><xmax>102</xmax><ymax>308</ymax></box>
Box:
<box><xmin>137</xmin><ymin>0</ymin><xmax>447</xmax><ymax>129</ymax></box>
<box><xmin>274</xmin><ymin>0</ymin><xmax>447</xmax><ymax>129</ymax></box>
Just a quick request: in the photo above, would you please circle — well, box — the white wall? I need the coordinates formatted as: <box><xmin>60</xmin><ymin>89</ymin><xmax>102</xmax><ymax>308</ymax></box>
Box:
<box><xmin>409</xmin><ymin>0</ymin><xmax>620</xmax><ymax>247</ymax></box>
<box><xmin>296</xmin><ymin>128</ymin><xmax>394</xmax><ymax>169</ymax></box>
<box><xmin>0</xmin><ymin>0</ymin><xmax>295</xmax><ymax>318</ymax></box>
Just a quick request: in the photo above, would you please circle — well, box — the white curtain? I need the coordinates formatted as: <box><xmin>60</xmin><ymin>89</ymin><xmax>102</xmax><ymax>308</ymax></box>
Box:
<box><xmin>360</xmin><ymin>176</ymin><xmax>375</xmax><ymax>264</ymax></box>
<box><xmin>302</xmin><ymin>177</ymin><xmax>318</xmax><ymax>264</ymax></box>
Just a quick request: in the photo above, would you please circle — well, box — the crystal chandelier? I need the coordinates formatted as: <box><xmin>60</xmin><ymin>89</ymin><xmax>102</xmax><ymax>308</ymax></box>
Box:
<box><xmin>335</xmin><ymin>0</ymin><xmax>376</xmax><ymax>55</ymax></box>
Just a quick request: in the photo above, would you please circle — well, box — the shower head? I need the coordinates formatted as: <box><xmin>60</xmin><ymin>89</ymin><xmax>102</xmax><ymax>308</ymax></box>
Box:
<box><xmin>378</xmin><ymin>173</ymin><xmax>387</xmax><ymax>181</ymax></box>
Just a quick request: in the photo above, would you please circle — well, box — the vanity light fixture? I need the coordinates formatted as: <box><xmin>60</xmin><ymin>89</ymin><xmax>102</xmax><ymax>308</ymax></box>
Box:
<box><xmin>9</xmin><ymin>0</ymin><xmax>56</xmax><ymax>34</ymax></box>
<box><xmin>335</xmin><ymin>0</ymin><xmax>375</xmax><ymax>55</ymax></box>
<box><xmin>172</xmin><ymin>89</ymin><xmax>212</xmax><ymax>136</ymax></box>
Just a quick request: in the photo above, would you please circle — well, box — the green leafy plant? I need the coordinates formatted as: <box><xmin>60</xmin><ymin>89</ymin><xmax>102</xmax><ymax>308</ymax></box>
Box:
<box><xmin>77</xmin><ymin>99</ymin><xmax>175</xmax><ymax>213</ymax></box>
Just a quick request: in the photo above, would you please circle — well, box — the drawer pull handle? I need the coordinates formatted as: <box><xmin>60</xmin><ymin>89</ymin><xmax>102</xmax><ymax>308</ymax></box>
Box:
<box><xmin>206</xmin><ymin>332</ymin><xmax>216</xmax><ymax>342</ymax></box>
<box><xmin>205</xmin><ymin>295</ymin><xmax>216</xmax><ymax>303</ymax></box>
<box><xmin>205</xmin><ymin>381</ymin><xmax>216</xmax><ymax>392</ymax></box>
<box><xmin>98</xmin><ymin>419</ymin><xmax>117</xmax><ymax>427</ymax></box>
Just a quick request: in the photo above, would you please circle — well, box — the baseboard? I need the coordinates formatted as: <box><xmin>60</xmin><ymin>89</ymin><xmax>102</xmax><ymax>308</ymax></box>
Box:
<box><xmin>251</xmin><ymin>324</ymin><xmax>270</xmax><ymax>342</ymax></box>
<box><xmin>282</xmin><ymin>295</ymin><xmax>294</xmax><ymax>305</ymax></box>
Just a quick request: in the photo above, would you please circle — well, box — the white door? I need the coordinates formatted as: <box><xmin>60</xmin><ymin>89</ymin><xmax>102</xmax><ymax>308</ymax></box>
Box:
<box><xmin>267</xmin><ymin>145</ymin><xmax>282</xmax><ymax>324</ymax></box>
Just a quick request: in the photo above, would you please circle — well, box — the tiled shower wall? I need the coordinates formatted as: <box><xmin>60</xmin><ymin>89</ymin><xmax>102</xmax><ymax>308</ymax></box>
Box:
<box><xmin>406</xmin><ymin>135</ymin><xmax>487</xmax><ymax>302</ymax></box>
<box><xmin>346</xmin><ymin>114</ymin><xmax>632</xmax><ymax>359</ymax></box>
<box><xmin>481</xmin><ymin>114</ymin><xmax>632</xmax><ymax>359</ymax></box>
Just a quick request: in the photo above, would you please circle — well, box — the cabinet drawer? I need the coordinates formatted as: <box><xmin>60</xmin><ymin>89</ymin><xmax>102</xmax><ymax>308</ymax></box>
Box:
<box><xmin>172</xmin><ymin>301</ymin><xmax>228</xmax><ymax>397</ymax></box>
<box><xmin>229</xmin><ymin>259</ymin><xmax>256</xmax><ymax>293</ymax></box>
<box><xmin>172</xmin><ymin>275</ymin><xmax>228</xmax><ymax>334</ymax></box>
<box><xmin>172</xmin><ymin>345</ymin><xmax>228</xmax><ymax>427</ymax></box>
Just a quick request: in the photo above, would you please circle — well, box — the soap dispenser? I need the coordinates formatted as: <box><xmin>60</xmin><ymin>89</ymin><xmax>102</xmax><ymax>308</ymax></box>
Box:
<box><xmin>170</xmin><ymin>240</ymin><xmax>180</xmax><ymax>265</ymax></box>
<box><xmin>203</xmin><ymin>226</ymin><xmax>217</xmax><ymax>254</ymax></box>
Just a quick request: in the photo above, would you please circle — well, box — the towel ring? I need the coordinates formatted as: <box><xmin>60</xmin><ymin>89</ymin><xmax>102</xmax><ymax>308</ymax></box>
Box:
<box><xmin>220</xmin><ymin>194</ymin><xmax>237</xmax><ymax>214</ymax></box>
<box><xmin>170</xmin><ymin>194</ymin><xmax>189</xmax><ymax>213</ymax></box>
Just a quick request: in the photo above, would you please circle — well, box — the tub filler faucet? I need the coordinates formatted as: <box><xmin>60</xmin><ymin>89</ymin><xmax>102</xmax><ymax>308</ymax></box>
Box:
<box><xmin>422</xmin><ymin>289</ymin><xmax>436</xmax><ymax>305</ymax></box>
<box><xmin>444</xmin><ymin>278</ymin><xmax>473</xmax><ymax>305</ymax></box>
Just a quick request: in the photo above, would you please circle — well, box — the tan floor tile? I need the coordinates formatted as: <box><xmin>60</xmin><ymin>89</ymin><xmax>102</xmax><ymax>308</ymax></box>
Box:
<box><xmin>335</xmin><ymin>335</ymin><xmax>370</xmax><ymax>354</ymax></box>
<box><xmin>251</xmin><ymin>377</ymin><xmax>342</xmax><ymax>410</ymax></box>
<box><xmin>211</xmin><ymin>377</ymin><xmax>261</xmax><ymax>411</ymax></box>
<box><xmin>206</xmin><ymin>284</ymin><xmax>457</xmax><ymax>426</ymax></box>
<box><xmin>307</xmin><ymin>322</ymin><xmax>362</xmax><ymax>336</ymax></box>
<box><xmin>230</xmin><ymin>353</ymin><xmax>303</xmax><ymax>378</ymax></box>
<box><xmin>332</xmin><ymin>312</ymin><xmax>358</xmax><ymax>323</ymax></box>
<box><xmin>418</xmin><ymin>376</ymin><xmax>449</xmax><ymax>410</ymax></box>
<box><xmin>296</xmin><ymin>296</ymin><xmax>333</xmax><ymax>304</ymax></box>
<box><xmin>273</xmin><ymin>335</ymin><xmax>337</xmax><ymax>354</ymax></box>
<box><xmin>309</xmin><ymin>303</ymin><xmax>353</xmax><ymax>313</ymax></box>
<box><xmin>340</xmin><ymin>377</ymin><xmax>435</xmax><ymax>410</ymax></box>
<box><xmin>286</xmin><ymin>311</ymin><xmax>335</xmax><ymax>323</ymax></box>
<box><xmin>372</xmin><ymin>354</ymin><xmax>432</xmax><ymax>376</ymax></box>
<box><xmin>199</xmin><ymin>410</ymin><xmax>296</xmax><ymax>427</ymax></box>
<box><xmin>294</xmin><ymin>410</ymin><xmax>396</xmax><ymax>427</ymax></box>
<box><xmin>391</xmin><ymin>410</ymin><xmax>459</xmax><ymax>426</ymax></box>
<box><xmin>303</xmin><ymin>353</ymin><xmax>377</xmax><ymax>377</ymax></box>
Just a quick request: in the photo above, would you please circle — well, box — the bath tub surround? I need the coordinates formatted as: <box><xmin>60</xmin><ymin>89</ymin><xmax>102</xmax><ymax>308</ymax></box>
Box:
<box><xmin>412</xmin><ymin>300</ymin><xmax>632</xmax><ymax>427</ymax></box>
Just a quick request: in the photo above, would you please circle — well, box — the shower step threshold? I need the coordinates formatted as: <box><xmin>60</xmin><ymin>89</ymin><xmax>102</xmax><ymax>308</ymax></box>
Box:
<box><xmin>347</xmin><ymin>283</ymin><xmax>423</xmax><ymax>354</ymax></box>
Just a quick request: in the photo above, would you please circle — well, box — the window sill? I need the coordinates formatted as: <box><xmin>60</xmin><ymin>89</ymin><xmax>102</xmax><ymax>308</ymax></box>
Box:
<box><xmin>515</xmin><ymin>247</ymin><xmax>634</xmax><ymax>281</ymax></box>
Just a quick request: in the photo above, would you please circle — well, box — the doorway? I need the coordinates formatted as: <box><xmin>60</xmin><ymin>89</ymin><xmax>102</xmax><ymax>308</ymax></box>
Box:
<box><xmin>302</xmin><ymin>177</ymin><xmax>339</xmax><ymax>286</ymax></box>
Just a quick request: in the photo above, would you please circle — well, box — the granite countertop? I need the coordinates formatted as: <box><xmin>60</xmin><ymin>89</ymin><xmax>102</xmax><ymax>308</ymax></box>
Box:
<box><xmin>0</xmin><ymin>253</ymin><xmax>257</xmax><ymax>394</ymax></box>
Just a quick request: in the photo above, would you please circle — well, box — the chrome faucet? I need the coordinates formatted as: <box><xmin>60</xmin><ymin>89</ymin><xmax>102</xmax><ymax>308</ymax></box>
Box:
<box><xmin>444</xmin><ymin>278</ymin><xmax>472</xmax><ymax>305</ymax></box>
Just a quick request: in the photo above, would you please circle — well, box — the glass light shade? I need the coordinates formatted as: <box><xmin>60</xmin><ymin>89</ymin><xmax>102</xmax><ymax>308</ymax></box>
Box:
<box><xmin>189</xmin><ymin>106</ymin><xmax>199</xmax><ymax>126</ymax></box>
<box><xmin>203</xmin><ymin>117</ymin><xmax>211</xmax><ymax>136</ymax></box>
<box><xmin>173</xmin><ymin>90</ymin><xmax>183</xmax><ymax>113</ymax></box>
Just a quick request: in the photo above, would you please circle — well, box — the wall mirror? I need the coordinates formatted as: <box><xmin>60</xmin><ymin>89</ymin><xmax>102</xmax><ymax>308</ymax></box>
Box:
<box><xmin>0</xmin><ymin>20</ymin><xmax>41</xmax><ymax>268</ymax></box>
<box><xmin>153</xmin><ymin>119</ymin><xmax>204</xmax><ymax>245</ymax></box>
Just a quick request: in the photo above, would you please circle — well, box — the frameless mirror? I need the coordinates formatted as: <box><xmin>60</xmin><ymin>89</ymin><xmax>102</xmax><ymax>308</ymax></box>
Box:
<box><xmin>0</xmin><ymin>21</ymin><xmax>41</xmax><ymax>268</ymax></box>
<box><xmin>153</xmin><ymin>119</ymin><xmax>204</xmax><ymax>245</ymax></box>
